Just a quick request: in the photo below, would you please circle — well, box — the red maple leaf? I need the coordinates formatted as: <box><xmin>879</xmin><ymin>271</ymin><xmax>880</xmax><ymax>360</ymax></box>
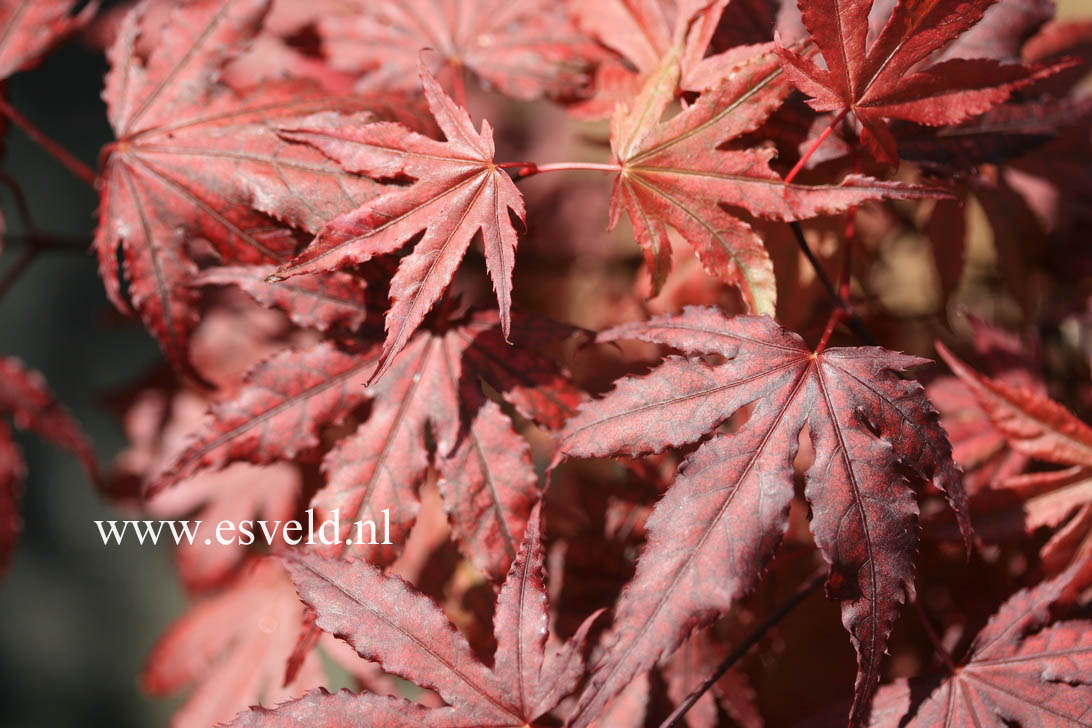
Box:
<box><xmin>227</xmin><ymin>505</ymin><xmax>603</xmax><ymax>727</ymax></box>
<box><xmin>927</xmin><ymin>318</ymin><xmax>1043</xmax><ymax>494</ymax></box>
<box><xmin>0</xmin><ymin>0</ymin><xmax>95</xmax><ymax>80</ymax></box>
<box><xmin>555</xmin><ymin>307</ymin><xmax>971</xmax><ymax>727</ymax></box>
<box><xmin>147</xmin><ymin>309</ymin><xmax>582</xmax><ymax>580</ymax></box>
<box><xmin>193</xmin><ymin>265</ymin><xmax>370</xmax><ymax>334</ymax></box>
<box><xmin>318</xmin><ymin>0</ymin><xmax>598</xmax><ymax>100</ymax></box>
<box><xmin>95</xmin><ymin>0</ymin><xmax>394</xmax><ymax>371</ymax></box>
<box><xmin>935</xmin><ymin>341</ymin><xmax>1092</xmax><ymax>575</ymax></box>
<box><xmin>606</xmin><ymin>48</ymin><xmax>945</xmax><ymax>309</ymax></box>
<box><xmin>0</xmin><ymin>356</ymin><xmax>99</xmax><ymax>575</ymax></box>
<box><xmin>142</xmin><ymin>556</ymin><xmax>377</xmax><ymax>728</ymax></box>
<box><xmin>867</xmin><ymin>567</ymin><xmax>1092</xmax><ymax>727</ymax></box>
<box><xmin>271</xmin><ymin>61</ymin><xmax>527</xmax><ymax>382</ymax></box>
<box><xmin>775</xmin><ymin>0</ymin><xmax>1064</xmax><ymax>164</ymax></box>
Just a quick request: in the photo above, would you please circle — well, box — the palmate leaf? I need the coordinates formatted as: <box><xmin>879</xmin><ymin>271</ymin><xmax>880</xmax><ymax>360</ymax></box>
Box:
<box><xmin>935</xmin><ymin>342</ymin><xmax>1092</xmax><ymax>575</ymax></box>
<box><xmin>271</xmin><ymin>61</ymin><xmax>527</xmax><ymax>383</ymax></box>
<box><xmin>193</xmin><ymin>265</ymin><xmax>370</xmax><ymax>334</ymax></box>
<box><xmin>95</xmin><ymin>0</ymin><xmax>392</xmax><ymax>371</ymax></box>
<box><xmin>228</xmin><ymin>505</ymin><xmax>603</xmax><ymax>728</ymax></box>
<box><xmin>608</xmin><ymin>48</ymin><xmax>946</xmax><ymax>310</ymax></box>
<box><xmin>867</xmin><ymin>567</ymin><xmax>1092</xmax><ymax>727</ymax></box>
<box><xmin>0</xmin><ymin>356</ymin><xmax>100</xmax><ymax>573</ymax></box>
<box><xmin>556</xmin><ymin>308</ymin><xmax>972</xmax><ymax>727</ymax></box>
<box><xmin>142</xmin><ymin>556</ymin><xmax>368</xmax><ymax>728</ymax></box>
<box><xmin>148</xmin><ymin>310</ymin><xmax>581</xmax><ymax>580</ymax></box>
<box><xmin>318</xmin><ymin>0</ymin><xmax>598</xmax><ymax>100</ymax></box>
<box><xmin>0</xmin><ymin>0</ymin><xmax>95</xmax><ymax>80</ymax></box>
<box><xmin>775</xmin><ymin>0</ymin><xmax>1066</xmax><ymax>164</ymax></box>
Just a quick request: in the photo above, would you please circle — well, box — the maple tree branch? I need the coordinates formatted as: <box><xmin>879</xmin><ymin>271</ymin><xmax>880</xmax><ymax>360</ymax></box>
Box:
<box><xmin>659</xmin><ymin>567</ymin><xmax>827</xmax><ymax>728</ymax></box>
<box><xmin>784</xmin><ymin>108</ymin><xmax>850</xmax><ymax>185</ymax></box>
<box><xmin>0</xmin><ymin>96</ymin><xmax>97</xmax><ymax>189</ymax></box>
<box><xmin>503</xmin><ymin>161</ymin><xmax>622</xmax><ymax>180</ymax></box>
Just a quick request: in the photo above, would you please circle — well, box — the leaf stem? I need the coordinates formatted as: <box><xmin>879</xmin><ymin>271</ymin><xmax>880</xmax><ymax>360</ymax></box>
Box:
<box><xmin>502</xmin><ymin>161</ymin><xmax>622</xmax><ymax>180</ymax></box>
<box><xmin>0</xmin><ymin>96</ymin><xmax>97</xmax><ymax>188</ymax></box>
<box><xmin>784</xmin><ymin>108</ymin><xmax>850</xmax><ymax>185</ymax></box>
<box><xmin>658</xmin><ymin>567</ymin><xmax>827</xmax><ymax>728</ymax></box>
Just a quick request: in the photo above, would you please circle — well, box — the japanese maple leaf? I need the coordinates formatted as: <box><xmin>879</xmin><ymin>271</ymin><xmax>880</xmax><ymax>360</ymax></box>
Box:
<box><xmin>95</xmin><ymin>0</ymin><xmax>389</xmax><ymax>371</ymax></box>
<box><xmin>935</xmin><ymin>342</ymin><xmax>1092</xmax><ymax>575</ymax></box>
<box><xmin>228</xmin><ymin>505</ymin><xmax>603</xmax><ymax>728</ymax></box>
<box><xmin>147</xmin><ymin>310</ymin><xmax>582</xmax><ymax>580</ymax></box>
<box><xmin>318</xmin><ymin>0</ymin><xmax>597</xmax><ymax>101</ymax></box>
<box><xmin>193</xmin><ymin>265</ymin><xmax>370</xmax><ymax>334</ymax></box>
<box><xmin>555</xmin><ymin>308</ymin><xmax>971</xmax><ymax>728</ymax></box>
<box><xmin>567</xmin><ymin>0</ymin><xmax>756</xmax><ymax>118</ymax></box>
<box><xmin>271</xmin><ymin>62</ymin><xmax>526</xmax><ymax>382</ymax></box>
<box><xmin>867</xmin><ymin>567</ymin><xmax>1092</xmax><ymax>727</ymax></box>
<box><xmin>0</xmin><ymin>0</ymin><xmax>95</xmax><ymax>80</ymax></box>
<box><xmin>143</xmin><ymin>556</ymin><xmax>379</xmax><ymax>728</ymax></box>
<box><xmin>0</xmin><ymin>356</ymin><xmax>99</xmax><ymax>574</ymax></box>
<box><xmin>608</xmin><ymin>48</ymin><xmax>944</xmax><ymax>311</ymax></box>
<box><xmin>775</xmin><ymin>0</ymin><xmax>1064</xmax><ymax>164</ymax></box>
<box><xmin>926</xmin><ymin>319</ymin><xmax>1043</xmax><ymax>493</ymax></box>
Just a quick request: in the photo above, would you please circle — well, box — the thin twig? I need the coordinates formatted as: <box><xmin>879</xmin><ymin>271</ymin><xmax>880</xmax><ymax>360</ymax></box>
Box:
<box><xmin>658</xmin><ymin>567</ymin><xmax>827</xmax><ymax>728</ymax></box>
<box><xmin>0</xmin><ymin>96</ymin><xmax>97</xmax><ymax>188</ymax></box>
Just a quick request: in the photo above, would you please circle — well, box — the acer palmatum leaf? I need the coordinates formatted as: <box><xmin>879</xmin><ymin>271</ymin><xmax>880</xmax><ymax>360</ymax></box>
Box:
<box><xmin>95</xmin><ymin>0</ymin><xmax>388</xmax><ymax>371</ymax></box>
<box><xmin>926</xmin><ymin>319</ymin><xmax>1043</xmax><ymax>493</ymax></box>
<box><xmin>319</xmin><ymin>0</ymin><xmax>598</xmax><ymax>100</ymax></box>
<box><xmin>556</xmin><ymin>308</ymin><xmax>971</xmax><ymax>728</ymax></box>
<box><xmin>775</xmin><ymin>0</ymin><xmax>1068</xmax><ymax>165</ymax></box>
<box><xmin>193</xmin><ymin>265</ymin><xmax>369</xmax><ymax>333</ymax></box>
<box><xmin>934</xmin><ymin>341</ymin><xmax>1092</xmax><ymax>575</ymax></box>
<box><xmin>566</xmin><ymin>0</ymin><xmax>737</xmax><ymax>115</ymax></box>
<box><xmin>937</xmin><ymin>341</ymin><xmax>1092</xmax><ymax>468</ymax></box>
<box><xmin>0</xmin><ymin>423</ymin><xmax>23</xmax><ymax>575</ymax></box>
<box><xmin>229</xmin><ymin>505</ymin><xmax>603</xmax><ymax>727</ymax></box>
<box><xmin>146</xmin><ymin>340</ymin><xmax>379</xmax><ymax>496</ymax></box>
<box><xmin>273</xmin><ymin>61</ymin><xmax>526</xmax><ymax>383</ymax></box>
<box><xmin>608</xmin><ymin>48</ymin><xmax>947</xmax><ymax>309</ymax></box>
<box><xmin>149</xmin><ymin>310</ymin><xmax>580</xmax><ymax>579</ymax></box>
<box><xmin>0</xmin><ymin>0</ymin><xmax>96</xmax><ymax>80</ymax></box>
<box><xmin>0</xmin><ymin>356</ymin><xmax>99</xmax><ymax>483</ymax></box>
<box><xmin>143</xmin><ymin>557</ymin><xmax>350</xmax><ymax>728</ymax></box>
<box><xmin>867</xmin><ymin>566</ymin><xmax>1092</xmax><ymax>727</ymax></box>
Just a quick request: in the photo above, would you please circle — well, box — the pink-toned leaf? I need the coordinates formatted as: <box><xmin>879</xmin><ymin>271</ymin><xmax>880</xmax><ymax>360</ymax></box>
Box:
<box><xmin>193</xmin><ymin>265</ymin><xmax>369</xmax><ymax>333</ymax></box>
<box><xmin>609</xmin><ymin>49</ymin><xmax>946</xmax><ymax>311</ymax></box>
<box><xmin>319</xmin><ymin>0</ymin><xmax>598</xmax><ymax>100</ymax></box>
<box><xmin>273</xmin><ymin>62</ymin><xmax>526</xmax><ymax>382</ymax></box>
<box><xmin>231</xmin><ymin>505</ymin><xmax>599</xmax><ymax>726</ymax></box>
<box><xmin>0</xmin><ymin>0</ymin><xmax>96</xmax><ymax>80</ymax></box>
<box><xmin>96</xmin><ymin>0</ymin><xmax>389</xmax><ymax>370</ymax></box>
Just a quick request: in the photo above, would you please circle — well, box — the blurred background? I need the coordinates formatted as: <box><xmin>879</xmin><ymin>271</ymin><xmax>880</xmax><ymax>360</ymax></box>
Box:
<box><xmin>0</xmin><ymin>11</ymin><xmax>176</xmax><ymax>725</ymax></box>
